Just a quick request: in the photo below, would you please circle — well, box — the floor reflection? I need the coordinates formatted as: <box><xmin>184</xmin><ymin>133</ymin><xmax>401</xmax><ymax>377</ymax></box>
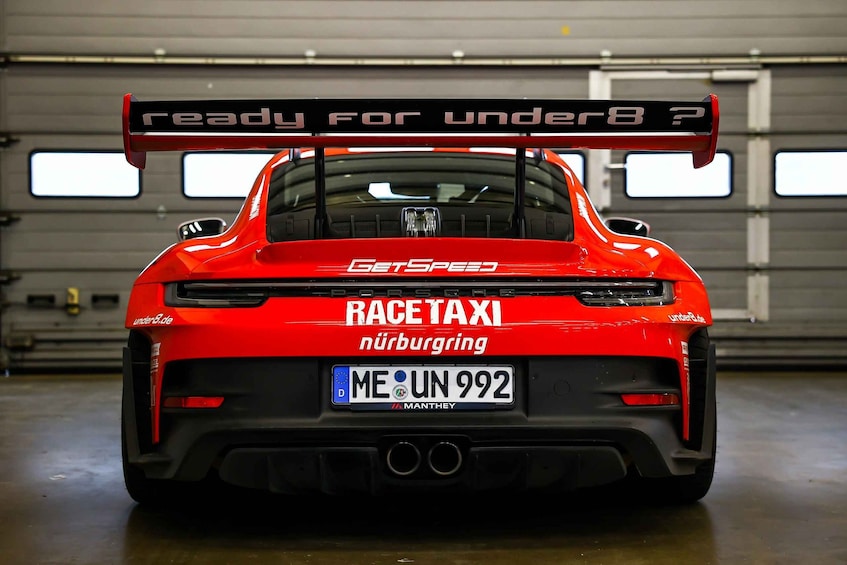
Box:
<box><xmin>122</xmin><ymin>485</ymin><xmax>716</xmax><ymax>563</ymax></box>
<box><xmin>16</xmin><ymin>372</ymin><xmax>847</xmax><ymax>564</ymax></box>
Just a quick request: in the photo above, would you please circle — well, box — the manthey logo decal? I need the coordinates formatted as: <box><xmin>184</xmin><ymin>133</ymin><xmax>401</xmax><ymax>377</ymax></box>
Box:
<box><xmin>346</xmin><ymin>298</ymin><xmax>501</xmax><ymax>356</ymax></box>
<box><xmin>132</xmin><ymin>313</ymin><xmax>174</xmax><ymax>326</ymax></box>
<box><xmin>392</xmin><ymin>402</ymin><xmax>456</xmax><ymax>411</ymax></box>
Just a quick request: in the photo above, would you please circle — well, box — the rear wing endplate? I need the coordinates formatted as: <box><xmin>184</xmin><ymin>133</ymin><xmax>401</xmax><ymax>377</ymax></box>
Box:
<box><xmin>122</xmin><ymin>93</ymin><xmax>719</xmax><ymax>169</ymax></box>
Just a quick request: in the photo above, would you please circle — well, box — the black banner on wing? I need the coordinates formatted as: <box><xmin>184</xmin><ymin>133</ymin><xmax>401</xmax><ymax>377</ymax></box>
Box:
<box><xmin>128</xmin><ymin>98</ymin><xmax>713</xmax><ymax>135</ymax></box>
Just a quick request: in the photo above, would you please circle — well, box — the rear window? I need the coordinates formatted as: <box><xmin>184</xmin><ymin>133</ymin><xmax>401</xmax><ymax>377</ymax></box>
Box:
<box><xmin>267</xmin><ymin>151</ymin><xmax>571</xmax><ymax>214</ymax></box>
<box><xmin>266</xmin><ymin>151</ymin><xmax>573</xmax><ymax>242</ymax></box>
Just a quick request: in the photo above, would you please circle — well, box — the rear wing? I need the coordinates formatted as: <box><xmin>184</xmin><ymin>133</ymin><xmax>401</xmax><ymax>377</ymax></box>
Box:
<box><xmin>122</xmin><ymin>93</ymin><xmax>719</xmax><ymax>169</ymax></box>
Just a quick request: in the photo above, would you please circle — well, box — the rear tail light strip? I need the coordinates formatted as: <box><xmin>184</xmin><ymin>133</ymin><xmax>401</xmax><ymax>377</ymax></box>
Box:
<box><xmin>165</xmin><ymin>279</ymin><xmax>674</xmax><ymax>307</ymax></box>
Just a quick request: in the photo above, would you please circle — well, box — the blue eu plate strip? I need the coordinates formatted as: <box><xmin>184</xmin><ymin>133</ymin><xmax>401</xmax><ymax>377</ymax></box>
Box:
<box><xmin>333</xmin><ymin>366</ymin><xmax>350</xmax><ymax>405</ymax></box>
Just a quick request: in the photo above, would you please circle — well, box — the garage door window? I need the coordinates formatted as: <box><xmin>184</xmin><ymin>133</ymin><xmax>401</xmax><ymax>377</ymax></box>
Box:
<box><xmin>775</xmin><ymin>150</ymin><xmax>847</xmax><ymax>197</ymax></box>
<box><xmin>29</xmin><ymin>151</ymin><xmax>140</xmax><ymax>198</ymax></box>
<box><xmin>557</xmin><ymin>152</ymin><xmax>585</xmax><ymax>185</ymax></box>
<box><xmin>183</xmin><ymin>152</ymin><xmax>276</xmax><ymax>198</ymax></box>
<box><xmin>624</xmin><ymin>151</ymin><xmax>732</xmax><ymax>198</ymax></box>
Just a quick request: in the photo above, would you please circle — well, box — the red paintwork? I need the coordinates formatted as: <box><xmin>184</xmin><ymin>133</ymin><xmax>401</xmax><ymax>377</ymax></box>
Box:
<box><xmin>696</xmin><ymin>94</ymin><xmax>721</xmax><ymax>168</ymax></box>
<box><xmin>123</xmin><ymin>96</ymin><xmax>717</xmax><ymax>446</ymax></box>
<box><xmin>122</xmin><ymin>94</ymin><xmax>147</xmax><ymax>169</ymax></box>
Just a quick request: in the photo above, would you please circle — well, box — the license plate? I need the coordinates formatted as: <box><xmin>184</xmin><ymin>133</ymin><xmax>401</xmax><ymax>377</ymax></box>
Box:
<box><xmin>331</xmin><ymin>365</ymin><xmax>514</xmax><ymax>411</ymax></box>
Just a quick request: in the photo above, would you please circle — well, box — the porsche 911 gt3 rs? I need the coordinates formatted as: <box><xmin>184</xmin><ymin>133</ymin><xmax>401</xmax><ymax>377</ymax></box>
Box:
<box><xmin>121</xmin><ymin>94</ymin><xmax>718</xmax><ymax>505</ymax></box>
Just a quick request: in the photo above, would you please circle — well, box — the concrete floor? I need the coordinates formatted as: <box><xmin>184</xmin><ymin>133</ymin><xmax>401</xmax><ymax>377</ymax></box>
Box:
<box><xmin>0</xmin><ymin>371</ymin><xmax>845</xmax><ymax>565</ymax></box>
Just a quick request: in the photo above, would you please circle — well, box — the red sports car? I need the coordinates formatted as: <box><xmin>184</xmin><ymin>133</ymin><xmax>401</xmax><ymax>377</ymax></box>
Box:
<box><xmin>121</xmin><ymin>94</ymin><xmax>718</xmax><ymax>505</ymax></box>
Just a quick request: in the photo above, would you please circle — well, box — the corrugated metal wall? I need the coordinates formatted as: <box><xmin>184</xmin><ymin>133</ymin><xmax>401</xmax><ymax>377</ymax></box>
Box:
<box><xmin>604</xmin><ymin>78</ymin><xmax>751</xmax><ymax>316</ymax></box>
<box><xmin>604</xmin><ymin>67</ymin><xmax>847</xmax><ymax>362</ymax></box>
<box><xmin>1</xmin><ymin>0</ymin><xmax>846</xmax><ymax>369</ymax></box>
<box><xmin>4</xmin><ymin>0</ymin><xmax>846</xmax><ymax>56</ymax></box>
<box><xmin>770</xmin><ymin>67</ymin><xmax>847</xmax><ymax>322</ymax></box>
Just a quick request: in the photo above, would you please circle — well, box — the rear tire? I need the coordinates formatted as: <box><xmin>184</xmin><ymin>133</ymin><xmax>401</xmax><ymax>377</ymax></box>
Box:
<box><xmin>121</xmin><ymin>404</ymin><xmax>173</xmax><ymax>506</ymax></box>
<box><xmin>630</xmin><ymin>330</ymin><xmax>716</xmax><ymax>504</ymax></box>
<box><xmin>640</xmin><ymin>416</ymin><xmax>716</xmax><ymax>504</ymax></box>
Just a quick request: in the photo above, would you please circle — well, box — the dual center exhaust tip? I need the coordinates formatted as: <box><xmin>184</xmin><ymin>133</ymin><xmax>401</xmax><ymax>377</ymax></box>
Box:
<box><xmin>386</xmin><ymin>440</ymin><xmax>463</xmax><ymax>478</ymax></box>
